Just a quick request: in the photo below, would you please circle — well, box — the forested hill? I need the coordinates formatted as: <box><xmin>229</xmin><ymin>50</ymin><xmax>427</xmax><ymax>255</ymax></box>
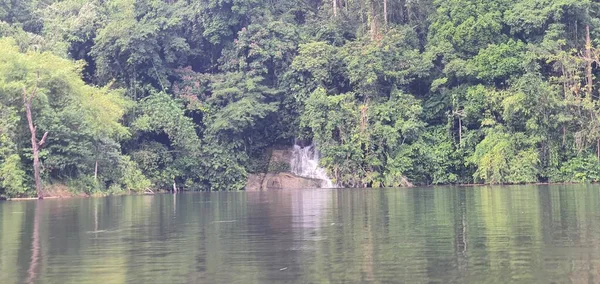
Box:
<box><xmin>1</xmin><ymin>0</ymin><xmax>600</xmax><ymax>197</ymax></box>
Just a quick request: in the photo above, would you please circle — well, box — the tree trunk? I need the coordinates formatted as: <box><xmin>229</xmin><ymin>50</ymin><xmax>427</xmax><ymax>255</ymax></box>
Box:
<box><xmin>586</xmin><ymin>25</ymin><xmax>593</xmax><ymax>96</ymax></box>
<box><xmin>585</xmin><ymin>25</ymin><xmax>600</xmax><ymax>160</ymax></box>
<box><xmin>399</xmin><ymin>0</ymin><xmax>405</xmax><ymax>24</ymax></box>
<box><xmin>360</xmin><ymin>0</ymin><xmax>365</xmax><ymax>27</ymax></box>
<box><xmin>458</xmin><ymin>117</ymin><xmax>462</xmax><ymax>146</ymax></box>
<box><xmin>94</xmin><ymin>160</ymin><xmax>98</xmax><ymax>181</ymax></box>
<box><xmin>173</xmin><ymin>179</ymin><xmax>177</xmax><ymax>194</ymax></box>
<box><xmin>23</xmin><ymin>87</ymin><xmax>48</xmax><ymax>199</ymax></box>
<box><xmin>333</xmin><ymin>0</ymin><xmax>337</xmax><ymax>17</ymax></box>
<box><xmin>360</xmin><ymin>102</ymin><xmax>369</xmax><ymax>134</ymax></box>
<box><xmin>369</xmin><ymin>1</ymin><xmax>378</xmax><ymax>40</ymax></box>
<box><xmin>383</xmin><ymin>0</ymin><xmax>388</xmax><ymax>28</ymax></box>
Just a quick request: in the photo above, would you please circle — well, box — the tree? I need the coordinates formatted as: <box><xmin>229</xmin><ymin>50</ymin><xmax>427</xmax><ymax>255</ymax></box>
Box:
<box><xmin>0</xmin><ymin>37</ymin><xmax>130</xmax><ymax>196</ymax></box>
<box><xmin>23</xmin><ymin>80</ymin><xmax>48</xmax><ymax>197</ymax></box>
<box><xmin>2</xmin><ymin>0</ymin><xmax>600</xmax><ymax>194</ymax></box>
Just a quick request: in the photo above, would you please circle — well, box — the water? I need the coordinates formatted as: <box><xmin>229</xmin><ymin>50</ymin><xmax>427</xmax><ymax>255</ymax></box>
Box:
<box><xmin>290</xmin><ymin>144</ymin><xmax>335</xmax><ymax>188</ymax></box>
<box><xmin>2</xmin><ymin>185</ymin><xmax>600</xmax><ymax>283</ymax></box>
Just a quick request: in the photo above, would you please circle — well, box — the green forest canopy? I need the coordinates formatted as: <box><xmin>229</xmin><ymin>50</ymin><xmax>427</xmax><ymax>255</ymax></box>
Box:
<box><xmin>1</xmin><ymin>0</ymin><xmax>600</xmax><ymax>197</ymax></box>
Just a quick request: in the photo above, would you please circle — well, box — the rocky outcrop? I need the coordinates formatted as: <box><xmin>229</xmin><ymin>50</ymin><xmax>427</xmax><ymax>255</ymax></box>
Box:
<box><xmin>244</xmin><ymin>143</ymin><xmax>343</xmax><ymax>191</ymax></box>
<box><xmin>246</xmin><ymin>173</ymin><xmax>267</xmax><ymax>192</ymax></box>
<box><xmin>245</xmin><ymin>173</ymin><xmax>323</xmax><ymax>191</ymax></box>
<box><xmin>245</xmin><ymin>147</ymin><xmax>327</xmax><ymax>191</ymax></box>
<box><xmin>264</xmin><ymin>173</ymin><xmax>323</xmax><ymax>189</ymax></box>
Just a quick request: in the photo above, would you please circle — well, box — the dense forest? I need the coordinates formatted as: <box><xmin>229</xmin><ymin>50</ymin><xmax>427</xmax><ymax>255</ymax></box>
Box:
<box><xmin>1</xmin><ymin>0</ymin><xmax>600</xmax><ymax>197</ymax></box>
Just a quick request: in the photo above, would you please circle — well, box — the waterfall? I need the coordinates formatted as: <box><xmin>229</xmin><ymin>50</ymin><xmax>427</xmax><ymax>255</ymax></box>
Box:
<box><xmin>290</xmin><ymin>142</ymin><xmax>336</xmax><ymax>188</ymax></box>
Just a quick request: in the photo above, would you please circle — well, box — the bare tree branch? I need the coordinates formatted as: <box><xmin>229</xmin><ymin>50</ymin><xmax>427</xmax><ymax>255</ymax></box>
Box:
<box><xmin>38</xmin><ymin>132</ymin><xmax>49</xmax><ymax>147</ymax></box>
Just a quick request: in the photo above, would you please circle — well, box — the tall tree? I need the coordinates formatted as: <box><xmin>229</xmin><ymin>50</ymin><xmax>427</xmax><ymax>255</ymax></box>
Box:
<box><xmin>23</xmin><ymin>82</ymin><xmax>48</xmax><ymax>198</ymax></box>
<box><xmin>0</xmin><ymin>38</ymin><xmax>130</xmax><ymax>195</ymax></box>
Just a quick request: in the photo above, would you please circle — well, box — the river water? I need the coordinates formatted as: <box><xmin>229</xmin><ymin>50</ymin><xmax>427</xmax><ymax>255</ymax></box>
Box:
<box><xmin>1</xmin><ymin>185</ymin><xmax>600</xmax><ymax>283</ymax></box>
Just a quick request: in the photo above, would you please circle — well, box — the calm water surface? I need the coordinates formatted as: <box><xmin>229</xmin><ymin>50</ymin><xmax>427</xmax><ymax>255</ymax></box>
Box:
<box><xmin>2</xmin><ymin>185</ymin><xmax>600</xmax><ymax>283</ymax></box>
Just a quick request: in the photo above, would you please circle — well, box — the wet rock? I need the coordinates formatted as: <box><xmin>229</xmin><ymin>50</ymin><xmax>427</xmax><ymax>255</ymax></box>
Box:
<box><xmin>262</xmin><ymin>173</ymin><xmax>323</xmax><ymax>190</ymax></box>
<box><xmin>246</xmin><ymin>173</ymin><xmax>266</xmax><ymax>191</ymax></box>
<box><xmin>245</xmin><ymin>173</ymin><xmax>323</xmax><ymax>191</ymax></box>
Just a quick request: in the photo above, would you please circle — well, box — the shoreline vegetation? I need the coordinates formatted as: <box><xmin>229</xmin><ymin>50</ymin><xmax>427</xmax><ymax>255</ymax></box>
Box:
<box><xmin>2</xmin><ymin>1</ymin><xmax>600</xmax><ymax>199</ymax></box>
<box><xmin>1</xmin><ymin>185</ymin><xmax>158</xmax><ymax>201</ymax></box>
<box><xmin>2</xmin><ymin>181</ymin><xmax>597</xmax><ymax>201</ymax></box>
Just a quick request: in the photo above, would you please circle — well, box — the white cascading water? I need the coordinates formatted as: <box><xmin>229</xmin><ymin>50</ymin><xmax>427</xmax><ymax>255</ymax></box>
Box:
<box><xmin>290</xmin><ymin>142</ymin><xmax>336</xmax><ymax>188</ymax></box>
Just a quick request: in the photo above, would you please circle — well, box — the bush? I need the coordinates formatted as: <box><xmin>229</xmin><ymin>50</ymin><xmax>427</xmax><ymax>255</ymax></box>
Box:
<box><xmin>67</xmin><ymin>175</ymin><xmax>102</xmax><ymax>195</ymax></box>
<box><xmin>268</xmin><ymin>161</ymin><xmax>290</xmax><ymax>173</ymax></box>
<box><xmin>553</xmin><ymin>154</ymin><xmax>600</xmax><ymax>183</ymax></box>
<box><xmin>468</xmin><ymin>129</ymin><xmax>539</xmax><ymax>184</ymax></box>
<box><xmin>106</xmin><ymin>184</ymin><xmax>126</xmax><ymax>195</ymax></box>
<box><xmin>246</xmin><ymin>149</ymin><xmax>271</xmax><ymax>174</ymax></box>
<box><xmin>0</xmin><ymin>154</ymin><xmax>27</xmax><ymax>197</ymax></box>
<box><xmin>119</xmin><ymin>156</ymin><xmax>152</xmax><ymax>192</ymax></box>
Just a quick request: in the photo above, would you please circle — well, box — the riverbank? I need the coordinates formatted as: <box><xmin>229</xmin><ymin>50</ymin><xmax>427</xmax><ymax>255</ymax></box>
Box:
<box><xmin>3</xmin><ymin>180</ymin><xmax>597</xmax><ymax>201</ymax></box>
<box><xmin>0</xmin><ymin>184</ymin><xmax>160</xmax><ymax>201</ymax></box>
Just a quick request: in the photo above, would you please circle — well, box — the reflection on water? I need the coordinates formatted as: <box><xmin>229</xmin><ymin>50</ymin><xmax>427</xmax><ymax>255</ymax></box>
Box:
<box><xmin>1</xmin><ymin>185</ymin><xmax>600</xmax><ymax>283</ymax></box>
<box><xmin>26</xmin><ymin>201</ymin><xmax>41</xmax><ymax>284</ymax></box>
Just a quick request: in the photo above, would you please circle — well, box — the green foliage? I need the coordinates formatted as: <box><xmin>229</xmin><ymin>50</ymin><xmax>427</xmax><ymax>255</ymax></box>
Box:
<box><xmin>119</xmin><ymin>155</ymin><xmax>152</xmax><ymax>192</ymax></box>
<box><xmin>0</xmin><ymin>154</ymin><xmax>27</xmax><ymax>197</ymax></box>
<box><xmin>408</xmin><ymin>126</ymin><xmax>460</xmax><ymax>185</ymax></box>
<box><xmin>1</xmin><ymin>0</ymin><xmax>600</xmax><ymax>195</ymax></box>
<box><xmin>504</xmin><ymin>0</ymin><xmax>591</xmax><ymax>35</ymax></box>
<box><xmin>468</xmin><ymin>128</ymin><xmax>539</xmax><ymax>184</ymax></box>
<box><xmin>302</xmin><ymin>86</ymin><xmax>427</xmax><ymax>187</ymax></box>
<box><xmin>67</xmin><ymin>175</ymin><xmax>102</xmax><ymax>195</ymax></box>
<box><xmin>428</xmin><ymin>0</ymin><xmax>511</xmax><ymax>57</ymax></box>
<box><xmin>199</xmin><ymin>140</ymin><xmax>248</xmax><ymax>191</ymax></box>
<box><xmin>0</xmin><ymin>106</ymin><xmax>27</xmax><ymax>196</ymax></box>
<box><xmin>268</xmin><ymin>161</ymin><xmax>290</xmax><ymax>173</ymax></box>
<box><xmin>0</xmin><ymin>0</ymin><xmax>47</xmax><ymax>33</ymax></box>
<box><xmin>132</xmin><ymin>92</ymin><xmax>203</xmax><ymax>189</ymax></box>
<box><xmin>0</xmin><ymin>37</ymin><xmax>130</xmax><ymax>197</ymax></box>
<box><xmin>134</xmin><ymin>93</ymin><xmax>200</xmax><ymax>152</ymax></box>
<box><xmin>553</xmin><ymin>154</ymin><xmax>600</xmax><ymax>183</ymax></box>
<box><xmin>469</xmin><ymin>40</ymin><xmax>527</xmax><ymax>81</ymax></box>
<box><xmin>130</xmin><ymin>141</ymin><xmax>173</xmax><ymax>187</ymax></box>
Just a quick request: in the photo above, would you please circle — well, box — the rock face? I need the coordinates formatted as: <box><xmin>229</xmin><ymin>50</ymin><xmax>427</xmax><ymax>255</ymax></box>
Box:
<box><xmin>245</xmin><ymin>148</ymin><xmax>326</xmax><ymax>191</ymax></box>
<box><xmin>246</xmin><ymin>173</ymin><xmax>267</xmax><ymax>192</ymax></box>
<box><xmin>246</xmin><ymin>173</ymin><xmax>323</xmax><ymax>191</ymax></box>
<box><xmin>268</xmin><ymin>173</ymin><xmax>323</xmax><ymax>189</ymax></box>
